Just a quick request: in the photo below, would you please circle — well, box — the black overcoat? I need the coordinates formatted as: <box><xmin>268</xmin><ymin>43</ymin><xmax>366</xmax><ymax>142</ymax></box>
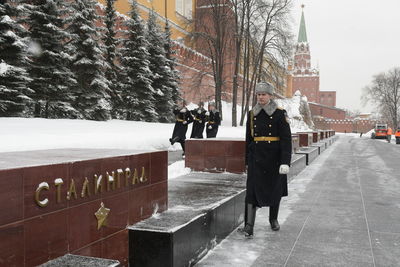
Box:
<box><xmin>206</xmin><ymin>110</ymin><xmax>220</xmax><ymax>138</ymax></box>
<box><xmin>245</xmin><ymin>107</ymin><xmax>292</xmax><ymax>207</ymax></box>
<box><xmin>171</xmin><ymin>108</ymin><xmax>193</xmax><ymax>141</ymax></box>
<box><xmin>190</xmin><ymin>108</ymin><xmax>206</xmax><ymax>138</ymax></box>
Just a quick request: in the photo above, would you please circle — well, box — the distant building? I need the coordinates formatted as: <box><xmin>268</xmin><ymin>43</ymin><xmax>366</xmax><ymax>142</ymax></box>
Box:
<box><xmin>288</xmin><ymin>5</ymin><xmax>337</xmax><ymax>108</ymax></box>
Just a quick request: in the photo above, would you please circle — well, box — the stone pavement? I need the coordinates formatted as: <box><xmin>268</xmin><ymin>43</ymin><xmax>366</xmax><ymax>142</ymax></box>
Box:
<box><xmin>196</xmin><ymin>135</ymin><xmax>400</xmax><ymax>266</ymax></box>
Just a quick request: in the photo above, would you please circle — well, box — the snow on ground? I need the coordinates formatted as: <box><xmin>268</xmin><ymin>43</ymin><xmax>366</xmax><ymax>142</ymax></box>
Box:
<box><xmin>0</xmin><ymin>99</ymin><xmax>310</xmax><ymax>154</ymax></box>
<box><xmin>168</xmin><ymin>160</ymin><xmax>191</xmax><ymax>179</ymax></box>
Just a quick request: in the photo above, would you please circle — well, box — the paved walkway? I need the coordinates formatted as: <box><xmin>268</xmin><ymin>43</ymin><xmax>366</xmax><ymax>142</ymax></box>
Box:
<box><xmin>196</xmin><ymin>135</ymin><xmax>400</xmax><ymax>266</ymax></box>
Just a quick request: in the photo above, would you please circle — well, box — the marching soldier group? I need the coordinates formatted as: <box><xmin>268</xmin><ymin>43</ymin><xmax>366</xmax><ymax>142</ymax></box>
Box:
<box><xmin>169</xmin><ymin>100</ymin><xmax>221</xmax><ymax>157</ymax></box>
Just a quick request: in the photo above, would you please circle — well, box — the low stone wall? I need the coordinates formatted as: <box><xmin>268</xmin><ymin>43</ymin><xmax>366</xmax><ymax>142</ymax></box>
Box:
<box><xmin>0</xmin><ymin>149</ymin><xmax>167</xmax><ymax>266</ymax></box>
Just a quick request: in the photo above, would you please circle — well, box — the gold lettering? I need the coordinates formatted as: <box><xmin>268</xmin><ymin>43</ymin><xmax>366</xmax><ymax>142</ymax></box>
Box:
<box><xmin>132</xmin><ymin>168</ymin><xmax>139</xmax><ymax>185</ymax></box>
<box><xmin>67</xmin><ymin>179</ymin><xmax>77</xmax><ymax>200</ymax></box>
<box><xmin>140</xmin><ymin>167</ymin><xmax>147</xmax><ymax>183</ymax></box>
<box><xmin>54</xmin><ymin>178</ymin><xmax>64</xmax><ymax>203</ymax></box>
<box><xmin>94</xmin><ymin>174</ymin><xmax>103</xmax><ymax>195</ymax></box>
<box><xmin>125</xmin><ymin>168</ymin><xmax>131</xmax><ymax>186</ymax></box>
<box><xmin>106</xmin><ymin>171</ymin><xmax>115</xmax><ymax>191</ymax></box>
<box><xmin>116</xmin><ymin>169</ymin><xmax>123</xmax><ymax>188</ymax></box>
<box><xmin>81</xmin><ymin>177</ymin><xmax>91</xmax><ymax>198</ymax></box>
<box><xmin>35</xmin><ymin>182</ymin><xmax>49</xmax><ymax>207</ymax></box>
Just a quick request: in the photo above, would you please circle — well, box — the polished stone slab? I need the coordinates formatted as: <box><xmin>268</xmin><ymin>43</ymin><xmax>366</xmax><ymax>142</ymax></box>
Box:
<box><xmin>39</xmin><ymin>254</ymin><xmax>120</xmax><ymax>267</ymax></box>
<box><xmin>295</xmin><ymin>146</ymin><xmax>319</xmax><ymax>165</ymax></box>
<box><xmin>288</xmin><ymin>154</ymin><xmax>306</xmax><ymax>181</ymax></box>
<box><xmin>311</xmin><ymin>142</ymin><xmax>326</xmax><ymax>154</ymax></box>
<box><xmin>128</xmin><ymin>172</ymin><xmax>246</xmax><ymax>267</ymax></box>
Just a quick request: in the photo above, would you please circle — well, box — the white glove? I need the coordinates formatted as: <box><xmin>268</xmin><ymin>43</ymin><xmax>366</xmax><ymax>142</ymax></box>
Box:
<box><xmin>180</xmin><ymin>108</ymin><xmax>186</xmax><ymax>113</ymax></box>
<box><xmin>279</xmin><ymin>164</ymin><xmax>289</xmax><ymax>175</ymax></box>
<box><xmin>205</xmin><ymin>111</ymin><xmax>210</xmax><ymax>116</ymax></box>
<box><xmin>208</xmin><ymin>125</ymin><xmax>212</xmax><ymax>130</ymax></box>
<box><xmin>183</xmin><ymin>121</ymin><xmax>187</xmax><ymax>125</ymax></box>
<box><xmin>197</xmin><ymin>110</ymin><xmax>201</xmax><ymax>114</ymax></box>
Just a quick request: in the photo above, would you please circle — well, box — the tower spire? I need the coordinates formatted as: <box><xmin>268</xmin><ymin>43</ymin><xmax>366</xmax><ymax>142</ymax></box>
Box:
<box><xmin>298</xmin><ymin>5</ymin><xmax>308</xmax><ymax>43</ymax></box>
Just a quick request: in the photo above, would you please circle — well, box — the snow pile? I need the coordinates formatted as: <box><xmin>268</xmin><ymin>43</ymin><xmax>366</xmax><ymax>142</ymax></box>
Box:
<box><xmin>168</xmin><ymin>160</ymin><xmax>191</xmax><ymax>179</ymax></box>
<box><xmin>275</xmin><ymin>90</ymin><xmax>313</xmax><ymax>132</ymax></box>
<box><xmin>0</xmin><ymin>62</ymin><xmax>10</xmax><ymax>76</ymax></box>
<box><xmin>0</xmin><ymin>98</ymin><xmax>314</xmax><ymax>153</ymax></box>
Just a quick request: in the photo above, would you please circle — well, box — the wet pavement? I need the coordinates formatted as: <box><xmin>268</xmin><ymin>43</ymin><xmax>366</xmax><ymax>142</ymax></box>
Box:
<box><xmin>196</xmin><ymin>135</ymin><xmax>400</xmax><ymax>266</ymax></box>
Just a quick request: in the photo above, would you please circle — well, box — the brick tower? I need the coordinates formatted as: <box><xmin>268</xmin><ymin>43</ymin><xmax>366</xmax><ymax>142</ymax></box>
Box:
<box><xmin>291</xmin><ymin>5</ymin><xmax>320</xmax><ymax>103</ymax></box>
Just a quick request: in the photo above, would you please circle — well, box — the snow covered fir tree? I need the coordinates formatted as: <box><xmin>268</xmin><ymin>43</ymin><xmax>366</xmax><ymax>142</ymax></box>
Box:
<box><xmin>0</xmin><ymin>0</ymin><xmax>31</xmax><ymax>117</ymax></box>
<box><xmin>119</xmin><ymin>0</ymin><xmax>156</xmax><ymax>122</ymax></box>
<box><xmin>146</xmin><ymin>10</ymin><xmax>178</xmax><ymax>123</ymax></box>
<box><xmin>0</xmin><ymin>0</ymin><xmax>180</xmax><ymax>122</ymax></box>
<box><xmin>24</xmin><ymin>0</ymin><xmax>79</xmax><ymax>118</ymax></box>
<box><xmin>67</xmin><ymin>0</ymin><xmax>111</xmax><ymax>121</ymax></box>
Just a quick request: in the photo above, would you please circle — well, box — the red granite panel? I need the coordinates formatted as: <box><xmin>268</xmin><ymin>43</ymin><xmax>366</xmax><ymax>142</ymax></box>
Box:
<box><xmin>312</xmin><ymin>132</ymin><xmax>319</xmax><ymax>143</ymax></box>
<box><xmin>226</xmin><ymin>141</ymin><xmax>246</xmax><ymax>157</ymax></box>
<box><xmin>0</xmin><ymin>169</ymin><xmax>23</xmax><ymax>226</ymax></box>
<box><xmin>23</xmin><ymin>163</ymin><xmax>69</xmax><ymax>219</ymax></box>
<box><xmin>68</xmin><ymin>159</ymin><xmax>102</xmax><ymax>208</ymax></box>
<box><xmin>185</xmin><ymin>140</ymin><xmax>205</xmax><ymax>156</ymax></box>
<box><xmin>129</xmin><ymin>186</ymin><xmax>152</xmax><ymax>225</ymax></box>
<box><xmin>204</xmin><ymin>156</ymin><xmax>226</xmax><ymax>172</ymax></box>
<box><xmin>226</xmin><ymin>157</ymin><xmax>245</xmax><ymax>174</ymax></box>
<box><xmin>185</xmin><ymin>156</ymin><xmax>205</xmax><ymax>171</ymax></box>
<box><xmin>100</xmin><ymin>156</ymin><xmax>130</xmax><ymax>196</ymax></box>
<box><xmin>150</xmin><ymin>151</ymin><xmax>167</xmax><ymax>184</ymax></box>
<box><xmin>205</xmin><ymin>141</ymin><xmax>226</xmax><ymax>157</ymax></box>
<box><xmin>150</xmin><ymin>181</ymin><xmax>168</xmax><ymax>213</ymax></box>
<box><xmin>0</xmin><ymin>222</ymin><xmax>24</xmax><ymax>266</ymax></box>
<box><xmin>24</xmin><ymin>209</ymin><xmax>68</xmax><ymax>266</ymax></box>
<box><xmin>102</xmin><ymin>192</ymin><xmax>129</xmax><ymax>237</ymax></box>
<box><xmin>72</xmin><ymin>240</ymin><xmax>102</xmax><ymax>259</ymax></box>
<box><xmin>298</xmin><ymin>133</ymin><xmax>310</xmax><ymax>147</ymax></box>
<box><xmin>102</xmin><ymin>230</ymin><xmax>129</xmax><ymax>266</ymax></box>
<box><xmin>130</xmin><ymin>153</ymin><xmax>151</xmax><ymax>190</ymax></box>
<box><xmin>68</xmin><ymin>200</ymin><xmax>102</xmax><ymax>252</ymax></box>
<box><xmin>320</xmin><ymin>131</ymin><xmax>324</xmax><ymax>140</ymax></box>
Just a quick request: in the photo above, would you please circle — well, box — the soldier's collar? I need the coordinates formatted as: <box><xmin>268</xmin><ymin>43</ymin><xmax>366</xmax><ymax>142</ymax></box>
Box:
<box><xmin>252</xmin><ymin>100</ymin><xmax>277</xmax><ymax>116</ymax></box>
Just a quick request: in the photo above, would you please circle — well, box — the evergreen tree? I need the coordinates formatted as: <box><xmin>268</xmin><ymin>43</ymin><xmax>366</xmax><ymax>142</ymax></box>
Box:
<box><xmin>0</xmin><ymin>0</ymin><xmax>32</xmax><ymax>116</ymax></box>
<box><xmin>24</xmin><ymin>0</ymin><xmax>79</xmax><ymax>118</ymax></box>
<box><xmin>163</xmin><ymin>22</ymin><xmax>180</xmax><ymax>114</ymax></box>
<box><xmin>67</xmin><ymin>0</ymin><xmax>111</xmax><ymax>121</ymax></box>
<box><xmin>147</xmin><ymin>10</ymin><xmax>174</xmax><ymax>122</ymax></box>
<box><xmin>103</xmin><ymin>0</ymin><xmax>121</xmax><ymax>118</ymax></box>
<box><xmin>119</xmin><ymin>0</ymin><xmax>156</xmax><ymax>121</ymax></box>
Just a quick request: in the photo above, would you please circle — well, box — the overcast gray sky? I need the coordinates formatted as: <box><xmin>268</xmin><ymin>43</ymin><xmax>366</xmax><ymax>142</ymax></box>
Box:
<box><xmin>290</xmin><ymin>0</ymin><xmax>400</xmax><ymax>113</ymax></box>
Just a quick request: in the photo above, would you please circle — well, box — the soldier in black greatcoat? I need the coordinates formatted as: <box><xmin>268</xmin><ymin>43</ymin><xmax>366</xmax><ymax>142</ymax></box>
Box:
<box><xmin>240</xmin><ymin>82</ymin><xmax>292</xmax><ymax>237</ymax></box>
<box><xmin>169</xmin><ymin>101</ymin><xmax>193</xmax><ymax>157</ymax></box>
<box><xmin>206</xmin><ymin>102</ymin><xmax>220</xmax><ymax>138</ymax></box>
<box><xmin>190</xmin><ymin>101</ymin><xmax>206</xmax><ymax>138</ymax></box>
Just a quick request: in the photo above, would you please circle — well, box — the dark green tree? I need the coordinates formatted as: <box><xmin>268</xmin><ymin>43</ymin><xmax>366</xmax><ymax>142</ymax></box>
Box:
<box><xmin>24</xmin><ymin>0</ymin><xmax>79</xmax><ymax>118</ymax></box>
<box><xmin>147</xmin><ymin>10</ymin><xmax>174</xmax><ymax>122</ymax></box>
<box><xmin>0</xmin><ymin>0</ymin><xmax>32</xmax><ymax>116</ymax></box>
<box><xmin>67</xmin><ymin>0</ymin><xmax>111</xmax><ymax>120</ymax></box>
<box><xmin>119</xmin><ymin>0</ymin><xmax>156</xmax><ymax>121</ymax></box>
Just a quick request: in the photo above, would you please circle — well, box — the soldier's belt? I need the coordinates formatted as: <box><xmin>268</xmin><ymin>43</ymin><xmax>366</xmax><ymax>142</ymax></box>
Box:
<box><xmin>208</xmin><ymin>121</ymin><xmax>215</xmax><ymax>124</ymax></box>
<box><xmin>253</xmin><ymin>136</ymin><xmax>280</xmax><ymax>141</ymax></box>
<box><xmin>195</xmin><ymin>118</ymin><xmax>202</xmax><ymax>121</ymax></box>
<box><xmin>176</xmin><ymin>119</ymin><xmax>184</xmax><ymax>122</ymax></box>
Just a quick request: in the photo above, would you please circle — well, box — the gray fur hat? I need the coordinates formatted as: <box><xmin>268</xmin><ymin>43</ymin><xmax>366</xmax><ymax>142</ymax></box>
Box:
<box><xmin>255</xmin><ymin>82</ymin><xmax>274</xmax><ymax>95</ymax></box>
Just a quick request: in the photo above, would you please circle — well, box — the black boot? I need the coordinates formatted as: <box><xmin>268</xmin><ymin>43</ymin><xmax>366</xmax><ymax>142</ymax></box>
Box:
<box><xmin>169</xmin><ymin>136</ymin><xmax>179</xmax><ymax>145</ymax></box>
<box><xmin>238</xmin><ymin>204</ymin><xmax>256</xmax><ymax>237</ymax></box>
<box><xmin>269</xmin><ymin>204</ymin><xmax>280</xmax><ymax>231</ymax></box>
